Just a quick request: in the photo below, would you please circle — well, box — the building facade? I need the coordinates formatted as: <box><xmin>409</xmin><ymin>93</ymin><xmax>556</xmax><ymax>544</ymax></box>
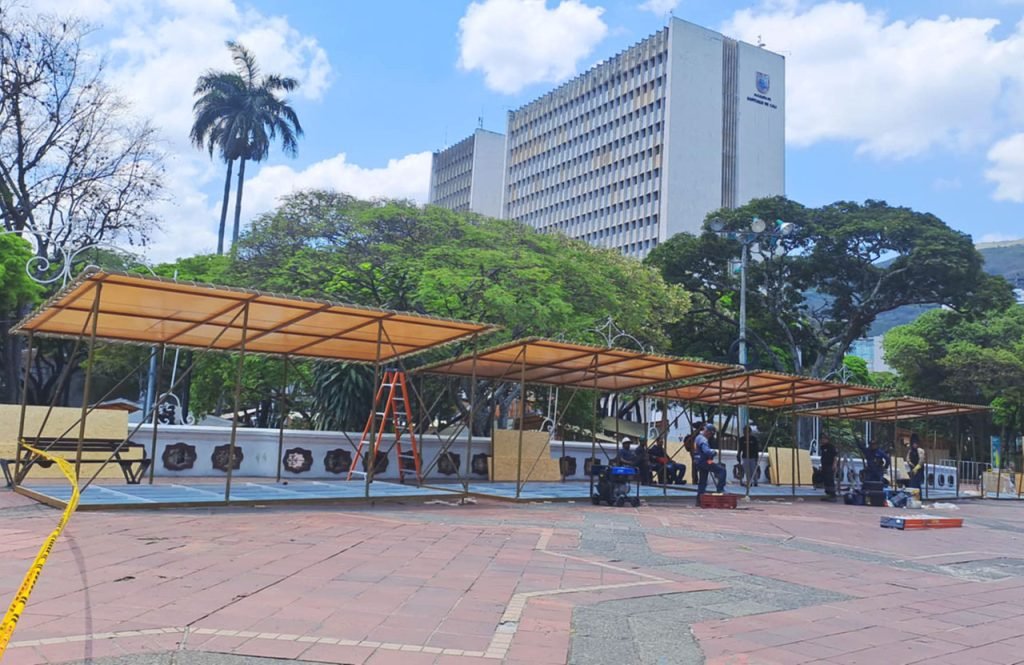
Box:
<box><xmin>428</xmin><ymin>128</ymin><xmax>505</xmax><ymax>218</ymax></box>
<box><xmin>502</xmin><ymin>18</ymin><xmax>785</xmax><ymax>258</ymax></box>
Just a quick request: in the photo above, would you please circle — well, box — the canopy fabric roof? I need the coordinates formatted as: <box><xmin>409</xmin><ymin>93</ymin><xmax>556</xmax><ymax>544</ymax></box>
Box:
<box><xmin>12</xmin><ymin>271</ymin><xmax>494</xmax><ymax>362</ymax></box>
<box><xmin>416</xmin><ymin>337</ymin><xmax>735</xmax><ymax>390</ymax></box>
<box><xmin>648</xmin><ymin>370</ymin><xmax>880</xmax><ymax>410</ymax></box>
<box><xmin>799</xmin><ymin>397</ymin><xmax>990</xmax><ymax>422</ymax></box>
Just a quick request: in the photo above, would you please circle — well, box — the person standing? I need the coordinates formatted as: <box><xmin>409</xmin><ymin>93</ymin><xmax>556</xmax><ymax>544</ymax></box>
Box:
<box><xmin>695</xmin><ymin>423</ymin><xmax>726</xmax><ymax>500</ymax></box>
<box><xmin>906</xmin><ymin>434</ymin><xmax>925</xmax><ymax>490</ymax></box>
<box><xmin>819</xmin><ymin>434</ymin><xmax>839</xmax><ymax>500</ymax></box>
<box><xmin>738</xmin><ymin>425</ymin><xmax>760</xmax><ymax>489</ymax></box>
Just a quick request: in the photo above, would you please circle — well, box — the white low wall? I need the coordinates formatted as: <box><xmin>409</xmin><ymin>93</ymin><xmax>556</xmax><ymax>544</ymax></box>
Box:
<box><xmin>134</xmin><ymin>424</ymin><xmax>956</xmax><ymax>490</ymax></box>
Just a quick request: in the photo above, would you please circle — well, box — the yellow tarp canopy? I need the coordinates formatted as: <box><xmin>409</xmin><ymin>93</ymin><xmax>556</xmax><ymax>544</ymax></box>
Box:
<box><xmin>649</xmin><ymin>370</ymin><xmax>880</xmax><ymax>410</ymax></box>
<box><xmin>416</xmin><ymin>337</ymin><xmax>735</xmax><ymax>390</ymax></box>
<box><xmin>12</xmin><ymin>271</ymin><xmax>495</xmax><ymax>362</ymax></box>
<box><xmin>799</xmin><ymin>396</ymin><xmax>990</xmax><ymax>421</ymax></box>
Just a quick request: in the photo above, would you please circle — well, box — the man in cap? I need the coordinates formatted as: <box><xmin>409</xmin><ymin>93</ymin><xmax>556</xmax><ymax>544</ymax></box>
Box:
<box><xmin>694</xmin><ymin>423</ymin><xmax>726</xmax><ymax>500</ymax></box>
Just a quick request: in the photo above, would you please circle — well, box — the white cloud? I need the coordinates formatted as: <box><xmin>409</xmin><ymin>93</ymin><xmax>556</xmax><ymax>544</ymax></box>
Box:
<box><xmin>638</xmin><ymin>0</ymin><xmax>679</xmax><ymax>15</ymax></box>
<box><xmin>240</xmin><ymin>151</ymin><xmax>433</xmax><ymax>224</ymax></box>
<box><xmin>26</xmin><ymin>0</ymin><xmax>336</xmax><ymax>263</ymax></box>
<box><xmin>723</xmin><ymin>3</ymin><xmax>1024</xmax><ymax>158</ymax></box>
<box><xmin>985</xmin><ymin>133</ymin><xmax>1024</xmax><ymax>203</ymax></box>
<box><xmin>458</xmin><ymin>0</ymin><xmax>608</xmax><ymax>94</ymax></box>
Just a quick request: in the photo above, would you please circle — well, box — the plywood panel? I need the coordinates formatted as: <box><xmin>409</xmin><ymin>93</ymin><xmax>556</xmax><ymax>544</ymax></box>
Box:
<box><xmin>982</xmin><ymin>470</ymin><xmax>1017</xmax><ymax>496</ymax></box>
<box><xmin>0</xmin><ymin>405</ymin><xmax>132</xmax><ymax>481</ymax></box>
<box><xmin>767</xmin><ymin>446</ymin><xmax>813</xmax><ymax>486</ymax></box>
<box><xmin>490</xmin><ymin>430</ymin><xmax>562</xmax><ymax>482</ymax></box>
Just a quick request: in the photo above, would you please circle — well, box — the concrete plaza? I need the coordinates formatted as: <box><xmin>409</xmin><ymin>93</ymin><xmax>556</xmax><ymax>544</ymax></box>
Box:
<box><xmin>2</xmin><ymin>488</ymin><xmax>1024</xmax><ymax>665</ymax></box>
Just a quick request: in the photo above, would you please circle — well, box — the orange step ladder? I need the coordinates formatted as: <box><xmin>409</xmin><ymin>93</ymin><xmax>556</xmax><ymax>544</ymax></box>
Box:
<box><xmin>347</xmin><ymin>369</ymin><xmax>421</xmax><ymax>483</ymax></box>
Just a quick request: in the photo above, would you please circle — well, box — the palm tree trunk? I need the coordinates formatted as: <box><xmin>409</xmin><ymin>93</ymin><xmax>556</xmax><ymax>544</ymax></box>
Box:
<box><xmin>217</xmin><ymin>159</ymin><xmax>234</xmax><ymax>255</ymax></box>
<box><xmin>232</xmin><ymin>157</ymin><xmax>247</xmax><ymax>250</ymax></box>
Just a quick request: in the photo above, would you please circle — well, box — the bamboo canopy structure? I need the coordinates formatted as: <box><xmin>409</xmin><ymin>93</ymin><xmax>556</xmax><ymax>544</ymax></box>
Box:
<box><xmin>12</xmin><ymin>271</ymin><xmax>496</xmax><ymax>361</ymax></box>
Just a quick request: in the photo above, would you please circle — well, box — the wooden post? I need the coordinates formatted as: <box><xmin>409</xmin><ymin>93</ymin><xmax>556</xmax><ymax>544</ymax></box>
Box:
<box><xmin>365</xmin><ymin>320</ymin><xmax>384</xmax><ymax>500</ymax></box>
<box><xmin>514</xmin><ymin>346</ymin><xmax>526</xmax><ymax>499</ymax></box>
<box><xmin>276</xmin><ymin>356</ymin><xmax>289</xmax><ymax>484</ymax></box>
<box><xmin>148</xmin><ymin>344</ymin><xmax>164</xmax><ymax>484</ymax></box>
<box><xmin>14</xmin><ymin>331</ymin><xmax>34</xmax><ymax>487</ymax></box>
<box><xmin>224</xmin><ymin>302</ymin><xmax>250</xmax><ymax>502</ymax></box>
<box><xmin>76</xmin><ymin>282</ymin><xmax>103</xmax><ymax>480</ymax></box>
<box><xmin>463</xmin><ymin>334</ymin><xmax>479</xmax><ymax>495</ymax></box>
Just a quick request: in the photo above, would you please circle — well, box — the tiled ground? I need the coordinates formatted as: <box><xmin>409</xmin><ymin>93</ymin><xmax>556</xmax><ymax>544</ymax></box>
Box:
<box><xmin>2</xmin><ymin>488</ymin><xmax>1024</xmax><ymax>664</ymax></box>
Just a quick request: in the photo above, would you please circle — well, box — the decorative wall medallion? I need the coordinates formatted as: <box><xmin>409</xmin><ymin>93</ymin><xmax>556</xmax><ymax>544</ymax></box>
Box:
<box><xmin>947</xmin><ymin>475</ymin><xmax>954</xmax><ymax>487</ymax></box>
<box><xmin>559</xmin><ymin>456</ymin><xmax>576</xmax><ymax>477</ymax></box>
<box><xmin>211</xmin><ymin>444</ymin><xmax>243</xmax><ymax>472</ymax></box>
<box><xmin>437</xmin><ymin>452</ymin><xmax>460</xmax><ymax>476</ymax></box>
<box><xmin>471</xmin><ymin>453</ymin><xmax>490</xmax><ymax>476</ymax></box>
<box><xmin>362</xmin><ymin>451</ymin><xmax>389</xmax><ymax>474</ymax></box>
<box><xmin>582</xmin><ymin>457</ymin><xmax>601</xmax><ymax>476</ymax></box>
<box><xmin>324</xmin><ymin>448</ymin><xmax>353</xmax><ymax>474</ymax></box>
<box><xmin>733</xmin><ymin>463</ymin><xmax>743</xmax><ymax>480</ymax></box>
<box><xmin>162</xmin><ymin>442</ymin><xmax>197</xmax><ymax>471</ymax></box>
<box><xmin>283</xmin><ymin>447</ymin><xmax>313</xmax><ymax>474</ymax></box>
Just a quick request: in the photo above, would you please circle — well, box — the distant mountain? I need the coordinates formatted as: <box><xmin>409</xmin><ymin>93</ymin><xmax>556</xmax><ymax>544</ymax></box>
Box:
<box><xmin>867</xmin><ymin>239</ymin><xmax>1024</xmax><ymax>336</ymax></box>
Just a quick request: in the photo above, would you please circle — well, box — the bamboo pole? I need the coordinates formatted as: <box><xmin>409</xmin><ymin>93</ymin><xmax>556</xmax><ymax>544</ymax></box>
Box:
<box><xmin>464</xmin><ymin>333</ymin><xmax>479</xmax><ymax>496</ymax></box>
<box><xmin>76</xmin><ymin>282</ymin><xmax>103</xmax><ymax>480</ymax></box>
<box><xmin>365</xmin><ymin>321</ymin><xmax>384</xmax><ymax>500</ymax></box>
<box><xmin>148</xmin><ymin>344</ymin><xmax>164</xmax><ymax>484</ymax></box>
<box><xmin>224</xmin><ymin>302</ymin><xmax>250</xmax><ymax>502</ymax></box>
<box><xmin>14</xmin><ymin>332</ymin><xmax>34</xmax><ymax>488</ymax></box>
<box><xmin>276</xmin><ymin>356</ymin><xmax>289</xmax><ymax>484</ymax></box>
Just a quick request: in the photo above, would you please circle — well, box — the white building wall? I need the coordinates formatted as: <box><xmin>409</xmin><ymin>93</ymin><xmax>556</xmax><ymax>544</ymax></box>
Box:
<box><xmin>734</xmin><ymin>41</ymin><xmax>786</xmax><ymax>206</ymax></box>
<box><xmin>468</xmin><ymin>129</ymin><xmax>506</xmax><ymax>218</ymax></box>
<box><xmin>661</xmin><ymin>20</ymin><xmax>725</xmax><ymax>239</ymax></box>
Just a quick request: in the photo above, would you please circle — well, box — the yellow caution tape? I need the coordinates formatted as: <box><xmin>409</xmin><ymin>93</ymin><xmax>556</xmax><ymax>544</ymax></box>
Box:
<box><xmin>0</xmin><ymin>444</ymin><xmax>80</xmax><ymax>656</ymax></box>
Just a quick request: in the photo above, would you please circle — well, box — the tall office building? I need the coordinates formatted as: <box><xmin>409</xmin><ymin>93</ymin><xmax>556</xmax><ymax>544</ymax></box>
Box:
<box><xmin>503</xmin><ymin>18</ymin><xmax>785</xmax><ymax>258</ymax></box>
<box><xmin>428</xmin><ymin>128</ymin><xmax>505</xmax><ymax>218</ymax></box>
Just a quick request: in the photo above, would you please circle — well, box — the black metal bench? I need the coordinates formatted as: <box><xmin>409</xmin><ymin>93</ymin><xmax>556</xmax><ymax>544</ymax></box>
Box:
<box><xmin>1</xmin><ymin>438</ymin><xmax>151</xmax><ymax>487</ymax></box>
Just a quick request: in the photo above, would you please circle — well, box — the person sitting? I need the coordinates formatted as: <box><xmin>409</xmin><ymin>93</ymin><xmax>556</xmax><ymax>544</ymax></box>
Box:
<box><xmin>619</xmin><ymin>438</ymin><xmax>652</xmax><ymax>486</ymax></box>
<box><xmin>649</xmin><ymin>438</ymin><xmax>686</xmax><ymax>485</ymax></box>
<box><xmin>695</xmin><ymin>423</ymin><xmax>727</xmax><ymax>499</ymax></box>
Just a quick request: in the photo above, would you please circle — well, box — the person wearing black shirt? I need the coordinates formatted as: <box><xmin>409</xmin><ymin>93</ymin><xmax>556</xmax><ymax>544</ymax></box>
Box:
<box><xmin>737</xmin><ymin>425</ymin><xmax>760</xmax><ymax>489</ymax></box>
<box><xmin>819</xmin><ymin>434</ymin><xmax>838</xmax><ymax>500</ymax></box>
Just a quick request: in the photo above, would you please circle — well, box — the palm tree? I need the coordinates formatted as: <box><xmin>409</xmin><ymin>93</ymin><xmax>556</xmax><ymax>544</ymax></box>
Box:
<box><xmin>190</xmin><ymin>41</ymin><xmax>303</xmax><ymax>254</ymax></box>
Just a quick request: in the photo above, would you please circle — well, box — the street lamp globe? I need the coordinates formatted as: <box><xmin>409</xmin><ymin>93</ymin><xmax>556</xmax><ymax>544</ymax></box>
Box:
<box><xmin>709</xmin><ymin>217</ymin><xmax>725</xmax><ymax>232</ymax></box>
<box><xmin>750</xmin><ymin>217</ymin><xmax>766</xmax><ymax>233</ymax></box>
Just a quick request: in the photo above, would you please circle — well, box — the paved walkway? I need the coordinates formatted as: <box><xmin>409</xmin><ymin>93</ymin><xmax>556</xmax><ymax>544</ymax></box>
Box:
<box><xmin>2</xmin><ymin>489</ymin><xmax>1024</xmax><ymax>664</ymax></box>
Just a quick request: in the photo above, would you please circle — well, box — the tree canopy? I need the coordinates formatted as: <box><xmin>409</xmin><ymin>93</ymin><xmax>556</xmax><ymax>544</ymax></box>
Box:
<box><xmin>645</xmin><ymin>197</ymin><xmax>1013</xmax><ymax>378</ymax></box>
<box><xmin>153</xmin><ymin>191</ymin><xmax>690</xmax><ymax>431</ymax></box>
<box><xmin>884</xmin><ymin>306</ymin><xmax>1024</xmax><ymax>439</ymax></box>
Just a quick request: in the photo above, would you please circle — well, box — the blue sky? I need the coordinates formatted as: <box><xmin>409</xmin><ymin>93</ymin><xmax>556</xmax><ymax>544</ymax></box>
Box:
<box><xmin>42</xmin><ymin>0</ymin><xmax>1024</xmax><ymax>260</ymax></box>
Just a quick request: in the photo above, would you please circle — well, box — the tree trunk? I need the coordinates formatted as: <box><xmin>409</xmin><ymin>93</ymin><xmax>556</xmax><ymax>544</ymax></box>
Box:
<box><xmin>217</xmin><ymin>159</ymin><xmax>234</xmax><ymax>255</ymax></box>
<box><xmin>232</xmin><ymin>158</ymin><xmax>247</xmax><ymax>250</ymax></box>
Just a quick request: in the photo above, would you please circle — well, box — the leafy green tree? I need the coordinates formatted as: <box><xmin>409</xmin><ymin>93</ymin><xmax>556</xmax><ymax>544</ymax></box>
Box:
<box><xmin>0</xmin><ymin>235</ymin><xmax>43</xmax><ymax>398</ymax></box>
<box><xmin>191</xmin><ymin>41</ymin><xmax>303</xmax><ymax>254</ymax></box>
<box><xmin>884</xmin><ymin>307</ymin><xmax>1024</xmax><ymax>444</ymax></box>
<box><xmin>230</xmin><ymin>191</ymin><xmax>690</xmax><ymax>433</ymax></box>
<box><xmin>646</xmin><ymin>197</ymin><xmax>1013</xmax><ymax>377</ymax></box>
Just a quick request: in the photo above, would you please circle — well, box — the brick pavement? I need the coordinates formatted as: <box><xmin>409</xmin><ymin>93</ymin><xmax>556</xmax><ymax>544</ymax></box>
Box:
<box><xmin>1</xmin><ymin>488</ymin><xmax>1024</xmax><ymax>664</ymax></box>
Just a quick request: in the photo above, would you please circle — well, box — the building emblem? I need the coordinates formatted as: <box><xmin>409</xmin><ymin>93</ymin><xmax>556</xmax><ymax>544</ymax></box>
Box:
<box><xmin>755</xmin><ymin>72</ymin><xmax>770</xmax><ymax>95</ymax></box>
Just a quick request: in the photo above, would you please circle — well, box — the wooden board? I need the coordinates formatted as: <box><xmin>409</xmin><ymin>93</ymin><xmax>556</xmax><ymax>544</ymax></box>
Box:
<box><xmin>490</xmin><ymin>430</ymin><xmax>562</xmax><ymax>482</ymax></box>
<box><xmin>767</xmin><ymin>446</ymin><xmax>813</xmax><ymax>486</ymax></box>
<box><xmin>0</xmin><ymin>405</ymin><xmax>133</xmax><ymax>481</ymax></box>
<box><xmin>981</xmin><ymin>470</ymin><xmax>1017</xmax><ymax>496</ymax></box>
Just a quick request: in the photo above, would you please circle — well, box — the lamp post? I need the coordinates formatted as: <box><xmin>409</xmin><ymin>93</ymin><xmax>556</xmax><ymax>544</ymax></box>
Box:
<box><xmin>709</xmin><ymin>216</ymin><xmax>794</xmax><ymax>432</ymax></box>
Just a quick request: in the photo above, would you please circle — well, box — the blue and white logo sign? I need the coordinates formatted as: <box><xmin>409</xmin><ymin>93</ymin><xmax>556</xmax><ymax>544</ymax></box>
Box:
<box><xmin>755</xmin><ymin>71</ymin><xmax>770</xmax><ymax>94</ymax></box>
